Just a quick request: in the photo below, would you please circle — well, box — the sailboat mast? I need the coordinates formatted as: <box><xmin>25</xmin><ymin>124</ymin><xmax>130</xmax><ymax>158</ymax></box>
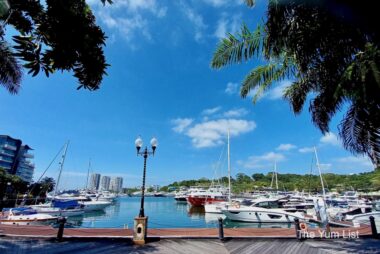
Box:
<box><xmin>275</xmin><ymin>161</ymin><xmax>278</xmax><ymax>190</ymax></box>
<box><xmin>53</xmin><ymin>141</ymin><xmax>69</xmax><ymax>198</ymax></box>
<box><xmin>314</xmin><ymin>147</ymin><xmax>326</xmax><ymax>198</ymax></box>
<box><xmin>227</xmin><ymin>129</ymin><xmax>231</xmax><ymax>203</ymax></box>
<box><xmin>85</xmin><ymin>159</ymin><xmax>91</xmax><ymax>191</ymax></box>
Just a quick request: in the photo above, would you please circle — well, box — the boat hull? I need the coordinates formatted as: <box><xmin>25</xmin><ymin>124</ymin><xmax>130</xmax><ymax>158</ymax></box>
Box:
<box><xmin>222</xmin><ymin>208</ymin><xmax>304</xmax><ymax>223</ymax></box>
<box><xmin>81</xmin><ymin>201</ymin><xmax>111</xmax><ymax>211</ymax></box>
<box><xmin>187</xmin><ymin>196</ymin><xmax>227</xmax><ymax>207</ymax></box>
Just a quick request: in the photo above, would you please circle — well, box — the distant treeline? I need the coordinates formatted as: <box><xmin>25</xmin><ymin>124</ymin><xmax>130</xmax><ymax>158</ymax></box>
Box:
<box><xmin>161</xmin><ymin>169</ymin><xmax>380</xmax><ymax>193</ymax></box>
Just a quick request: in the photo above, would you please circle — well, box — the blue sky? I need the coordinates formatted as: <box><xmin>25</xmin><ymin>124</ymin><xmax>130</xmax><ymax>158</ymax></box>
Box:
<box><xmin>0</xmin><ymin>0</ymin><xmax>374</xmax><ymax>189</ymax></box>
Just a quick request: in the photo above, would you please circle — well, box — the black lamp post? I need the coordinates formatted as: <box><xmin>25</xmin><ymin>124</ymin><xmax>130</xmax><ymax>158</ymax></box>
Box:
<box><xmin>135</xmin><ymin>136</ymin><xmax>158</xmax><ymax>218</ymax></box>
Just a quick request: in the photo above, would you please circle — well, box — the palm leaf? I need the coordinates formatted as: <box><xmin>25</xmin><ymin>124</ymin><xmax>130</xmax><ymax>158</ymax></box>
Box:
<box><xmin>211</xmin><ymin>24</ymin><xmax>264</xmax><ymax>69</ymax></box>
<box><xmin>0</xmin><ymin>40</ymin><xmax>22</xmax><ymax>94</ymax></box>
<box><xmin>339</xmin><ymin>103</ymin><xmax>380</xmax><ymax>166</ymax></box>
<box><xmin>241</xmin><ymin>56</ymin><xmax>294</xmax><ymax>103</ymax></box>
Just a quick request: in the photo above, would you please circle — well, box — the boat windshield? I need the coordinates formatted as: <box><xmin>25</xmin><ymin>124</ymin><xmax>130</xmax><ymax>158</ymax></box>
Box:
<box><xmin>373</xmin><ymin>201</ymin><xmax>380</xmax><ymax>212</ymax></box>
<box><xmin>254</xmin><ymin>201</ymin><xmax>281</xmax><ymax>208</ymax></box>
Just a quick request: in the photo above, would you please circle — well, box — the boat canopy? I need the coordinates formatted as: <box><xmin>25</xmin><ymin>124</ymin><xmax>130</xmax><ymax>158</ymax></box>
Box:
<box><xmin>2</xmin><ymin>207</ymin><xmax>37</xmax><ymax>215</ymax></box>
<box><xmin>52</xmin><ymin>199</ymin><xmax>80</xmax><ymax>209</ymax></box>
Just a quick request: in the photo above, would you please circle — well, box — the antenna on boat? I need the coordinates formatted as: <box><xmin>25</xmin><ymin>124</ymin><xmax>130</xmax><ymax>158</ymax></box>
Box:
<box><xmin>53</xmin><ymin>141</ymin><xmax>69</xmax><ymax>198</ymax></box>
<box><xmin>227</xmin><ymin>129</ymin><xmax>231</xmax><ymax>203</ymax></box>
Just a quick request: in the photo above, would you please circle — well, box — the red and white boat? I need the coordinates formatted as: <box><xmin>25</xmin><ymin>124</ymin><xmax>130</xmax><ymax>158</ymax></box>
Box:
<box><xmin>186</xmin><ymin>185</ymin><xmax>229</xmax><ymax>207</ymax></box>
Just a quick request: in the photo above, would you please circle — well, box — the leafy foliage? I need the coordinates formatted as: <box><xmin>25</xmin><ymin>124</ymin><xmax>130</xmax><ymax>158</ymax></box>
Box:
<box><xmin>165</xmin><ymin>170</ymin><xmax>380</xmax><ymax>194</ymax></box>
<box><xmin>211</xmin><ymin>0</ymin><xmax>380</xmax><ymax>165</ymax></box>
<box><xmin>0</xmin><ymin>0</ymin><xmax>111</xmax><ymax>92</ymax></box>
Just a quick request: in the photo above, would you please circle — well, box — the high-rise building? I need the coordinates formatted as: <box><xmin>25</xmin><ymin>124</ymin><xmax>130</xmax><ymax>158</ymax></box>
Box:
<box><xmin>0</xmin><ymin>135</ymin><xmax>34</xmax><ymax>182</ymax></box>
<box><xmin>100</xmin><ymin>176</ymin><xmax>111</xmax><ymax>191</ymax></box>
<box><xmin>110</xmin><ymin>177</ymin><xmax>123</xmax><ymax>193</ymax></box>
<box><xmin>89</xmin><ymin>173</ymin><xmax>101</xmax><ymax>190</ymax></box>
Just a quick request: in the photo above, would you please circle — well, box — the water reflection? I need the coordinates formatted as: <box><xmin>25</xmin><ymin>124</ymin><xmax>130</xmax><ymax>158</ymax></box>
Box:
<box><xmin>187</xmin><ymin>206</ymin><xmax>205</xmax><ymax>220</ymax></box>
<box><xmin>59</xmin><ymin>197</ymin><xmax>312</xmax><ymax>229</ymax></box>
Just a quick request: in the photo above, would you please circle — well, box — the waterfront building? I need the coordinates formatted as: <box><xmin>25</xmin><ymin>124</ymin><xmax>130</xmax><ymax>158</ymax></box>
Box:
<box><xmin>110</xmin><ymin>177</ymin><xmax>123</xmax><ymax>193</ymax></box>
<box><xmin>100</xmin><ymin>176</ymin><xmax>111</xmax><ymax>191</ymax></box>
<box><xmin>0</xmin><ymin>135</ymin><xmax>34</xmax><ymax>182</ymax></box>
<box><xmin>90</xmin><ymin>173</ymin><xmax>101</xmax><ymax>190</ymax></box>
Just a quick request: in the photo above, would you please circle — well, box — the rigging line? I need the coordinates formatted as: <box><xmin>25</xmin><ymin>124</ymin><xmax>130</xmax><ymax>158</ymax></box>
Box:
<box><xmin>27</xmin><ymin>143</ymin><xmax>66</xmax><ymax>196</ymax></box>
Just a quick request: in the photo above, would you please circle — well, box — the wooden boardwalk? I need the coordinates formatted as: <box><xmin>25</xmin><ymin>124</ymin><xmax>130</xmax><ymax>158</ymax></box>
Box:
<box><xmin>0</xmin><ymin>237</ymin><xmax>379</xmax><ymax>254</ymax></box>
<box><xmin>0</xmin><ymin>224</ymin><xmax>373</xmax><ymax>239</ymax></box>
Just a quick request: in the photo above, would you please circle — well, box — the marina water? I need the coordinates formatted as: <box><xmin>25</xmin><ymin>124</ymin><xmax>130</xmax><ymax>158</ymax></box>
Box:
<box><xmin>66</xmin><ymin>197</ymin><xmax>299</xmax><ymax>229</ymax></box>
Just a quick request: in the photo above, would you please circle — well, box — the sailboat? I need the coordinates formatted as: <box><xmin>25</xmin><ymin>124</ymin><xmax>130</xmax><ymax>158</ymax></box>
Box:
<box><xmin>29</xmin><ymin>142</ymin><xmax>85</xmax><ymax>217</ymax></box>
<box><xmin>204</xmin><ymin>130</ymin><xmax>233</xmax><ymax>213</ymax></box>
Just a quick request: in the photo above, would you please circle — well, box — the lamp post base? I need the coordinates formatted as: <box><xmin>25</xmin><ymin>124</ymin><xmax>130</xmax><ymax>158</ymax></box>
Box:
<box><xmin>133</xmin><ymin>216</ymin><xmax>148</xmax><ymax>245</ymax></box>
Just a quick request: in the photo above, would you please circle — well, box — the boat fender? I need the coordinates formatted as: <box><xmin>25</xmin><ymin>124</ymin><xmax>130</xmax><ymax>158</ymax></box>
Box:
<box><xmin>300</xmin><ymin>222</ymin><xmax>307</xmax><ymax>231</ymax></box>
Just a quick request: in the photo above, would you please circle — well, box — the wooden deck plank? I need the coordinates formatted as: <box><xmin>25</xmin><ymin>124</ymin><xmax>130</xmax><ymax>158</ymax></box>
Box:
<box><xmin>0</xmin><ymin>237</ymin><xmax>379</xmax><ymax>254</ymax></box>
<box><xmin>0</xmin><ymin>224</ymin><xmax>374</xmax><ymax>239</ymax></box>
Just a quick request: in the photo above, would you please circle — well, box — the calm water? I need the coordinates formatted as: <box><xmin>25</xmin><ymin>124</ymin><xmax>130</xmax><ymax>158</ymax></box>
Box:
<box><xmin>65</xmin><ymin>197</ymin><xmax>298</xmax><ymax>229</ymax></box>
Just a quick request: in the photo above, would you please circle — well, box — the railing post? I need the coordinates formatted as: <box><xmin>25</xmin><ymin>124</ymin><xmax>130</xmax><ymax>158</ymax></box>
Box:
<box><xmin>369</xmin><ymin>216</ymin><xmax>379</xmax><ymax>239</ymax></box>
<box><xmin>294</xmin><ymin>218</ymin><xmax>301</xmax><ymax>240</ymax></box>
<box><xmin>218</xmin><ymin>217</ymin><xmax>224</xmax><ymax>241</ymax></box>
<box><xmin>57</xmin><ymin>217</ymin><xmax>66</xmax><ymax>241</ymax></box>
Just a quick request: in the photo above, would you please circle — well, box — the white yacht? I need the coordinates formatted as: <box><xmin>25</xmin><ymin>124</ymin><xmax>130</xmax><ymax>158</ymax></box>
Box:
<box><xmin>79</xmin><ymin>198</ymin><xmax>112</xmax><ymax>212</ymax></box>
<box><xmin>0</xmin><ymin>208</ymin><xmax>58</xmax><ymax>225</ymax></box>
<box><xmin>174</xmin><ymin>188</ymin><xmax>189</xmax><ymax>203</ymax></box>
<box><xmin>29</xmin><ymin>199</ymin><xmax>85</xmax><ymax>217</ymax></box>
<box><xmin>336</xmin><ymin>201</ymin><xmax>380</xmax><ymax>226</ymax></box>
<box><xmin>221</xmin><ymin>197</ymin><xmax>305</xmax><ymax>223</ymax></box>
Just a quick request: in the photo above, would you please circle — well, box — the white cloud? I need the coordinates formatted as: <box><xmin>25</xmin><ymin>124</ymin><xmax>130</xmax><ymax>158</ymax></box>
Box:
<box><xmin>238</xmin><ymin>152</ymin><xmax>285</xmax><ymax>169</ymax></box>
<box><xmin>181</xmin><ymin>4</ymin><xmax>207</xmax><ymax>42</ymax></box>
<box><xmin>276</xmin><ymin>144</ymin><xmax>297</xmax><ymax>151</ymax></box>
<box><xmin>203</xmin><ymin>0</ymin><xmax>229</xmax><ymax>7</ymax></box>
<box><xmin>171</xmin><ymin>118</ymin><xmax>194</xmax><ymax>133</ymax></box>
<box><xmin>214</xmin><ymin>13</ymin><xmax>241</xmax><ymax>39</ymax></box>
<box><xmin>91</xmin><ymin>0</ymin><xmax>167</xmax><ymax>46</ymax></box>
<box><xmin>202</xmin><ymin>106</ymin><xmax>222</xmax><ymax>115</ymax></box>
<box><xmin>223</xmin><ymin>108</ymin><xmax>248</xmax><ymax>118</ymax></box>
<box><xmin>264</xmin><ymin>80</ymin><xmax>292</xmax><ymax>100</ymax></box>
<box><xmin>225</xmin><ymin>82</ymin><xmax>239</xmax><ymax>95</ymax></box>
<box><xmin>335</xmin><ymin>156</ymin><xmax>373</xmax><ymax>167</ymax></box>
<box><xmin>202</xmin><ymin>0</ymin><xmax>244</xmax><ymax>7</ymax></box>
<box><xmin>298</xmin><ymin>147</ymin><xmax>315</xmax><ymax>153</ymax></box>
<box><xmin>320</xmin><ymin>132</ymin><xmax>340</xmax><ymax>146</ymax></box>
<box><xmin>186</xmin><ymin>119</ymin><xmax>256</xmax><ymax>148</ymax></box>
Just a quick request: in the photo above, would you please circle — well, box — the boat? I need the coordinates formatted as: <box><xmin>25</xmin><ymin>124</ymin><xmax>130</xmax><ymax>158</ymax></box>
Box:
<box><xmin>0</xmin><ymin>207</ymin><xmax>58</xmax><ymax>225</ymax></box>
<box><xmin>78</xmin><ymin>198</ymin><xmax>112</xmax><ymax>212</ymax></box>
<box><xmin>30</xmin><ymin>199</ymin><xmax>85</xmax><ymax>217</ymax></box>
<box><xmin>153</xmin><ymin>192</ymin><xmax>166</xmax><ymax>197</ymax></box>
<box><xmin>205</xmin><ymin>130</ymin><xmax>233</xmax><ymax>213</ymax></box>
<box><xmin>187</xmin><ymin>185</ymin><xmax>228</xmax><ymax>207</ymax></box>
<box><xmin>334</xmin><ymin>201</ymin><xmax>380</xmax><ymax>226</ymax></box>
<box><xmin>221</xmin><ymin>197</ymin><xmax>305</xmax><ymax>223</ymax></box>
<box><xmin>29</xmin><ymin>142</ymin><xmax>84</xmax><ymax>217</ymax></box>
<box><xmin>174</xmin><ymin>187</ymin><xmax>189</xmax><ymax>203</ymax></box>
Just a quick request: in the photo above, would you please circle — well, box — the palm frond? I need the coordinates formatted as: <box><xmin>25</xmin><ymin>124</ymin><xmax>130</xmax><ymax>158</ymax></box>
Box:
<box><xmin>0</xmin><ymin>40</ymin><xmax>22</xmax><ymax>94</ymax></box>
<box><xmin>241</xmin><ymin>56</ymin><xmax>294</xmax><ymax>103</ymax></box>
<box><xmin>339</xmin><ymin>103</ymin><xmax>380</xmax><ymax>166</ymax></box>
<box><xmin>211</xmin><ymin>24</ymin><xmax>264</xmax><ymax>69</ymax></box>
<box><xmin>283</xmin><ymin>77</ymin><xmax>310</xmax><ymax>114</ymax></box>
